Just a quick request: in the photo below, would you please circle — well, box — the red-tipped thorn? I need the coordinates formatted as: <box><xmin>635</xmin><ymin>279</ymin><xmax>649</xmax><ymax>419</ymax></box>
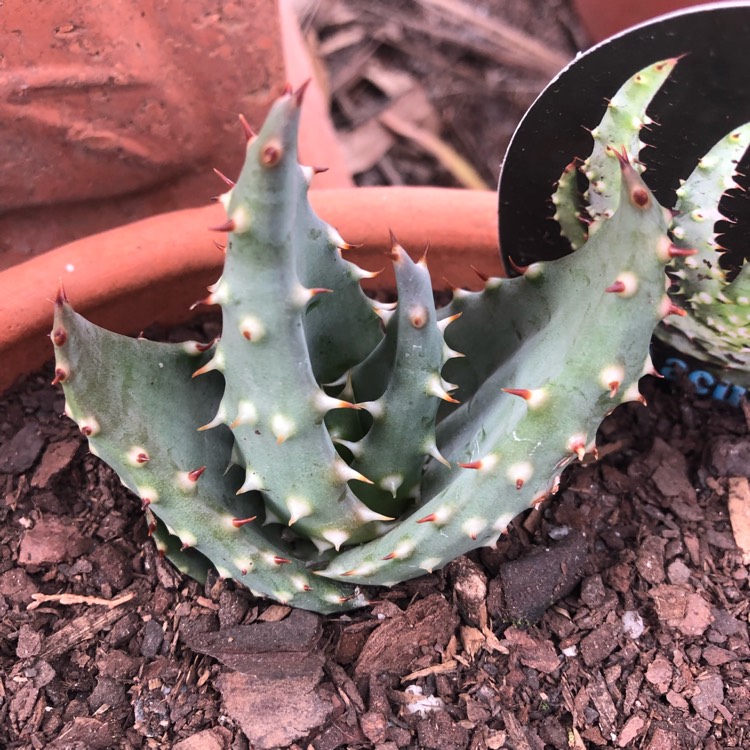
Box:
<box><xmin>51</xmin><ymin>368</ymin><xmax>67</xmax><ymax>386</ymax></box>
<box><xmin>191</xmin><ymin>360</ymin><xmax>217</xmax><ymax>379</ymax></box>
<box><xmin>294</xmin><ymin>79</ymin><xmax>311</xmax><ymax>106</ymax></box>
<box><xmin>147</xmin><ymin>520</ymin><xmax>157</xmax><ymax>537</ymax></box>
<box><xmin>418</xmin><ymin>241</ymin><xmax>430</xmax><ymax>267</ymax></box>
<box><xmin>470</xmin><ymin>264</ymin><xmax>490</xmax><ymax>282</ymax></box>
<box><xmin>187</xmin><ymin>466</ymin><xmax>206</xmax><ymax>482</ymax></box>
<box><xmin>136</xmin><ymin>452</ymin><xmax>150</xmax><ymax>464</ymax></box>
<box><xmin>231</xmin><ymin>516</ymin><xmax>257</xmax><ymax>528</ymax></box>
<box><xmin>190</xmin><ymin>296</ymin><xmax>216</xmax><ymax>311</ymax></box>
<box><xmin>663</xmin><ymin>302</ymin><xmax>687</xmax><ymax>318</ymax></box>
<box><xmin>273</xmin><ymin>555</ymin><xmax>292</xmax><ymax>565</ymax></box>
<box><xmin>382</xmin><ymin>552</ymin><xmax>396</xmax><ymax>560</ymax></box>
<box><xmin>501</xmin><ymin>388</ymin><xmax>533</xmax><ymax>401</ymax></box>
<box><xmin>458</xmin><ymin>460</ymin><xmax>483</xmax><ymax>470</ymax></box>
<box><xmin>141</xmin><ymin>497</ymin><xmax>152</xmax><ymax>509</ymax></box>
<box><xmin>309</xmin><ymin>287</ymin><xmax>333</xmax><ymax>297</ymax></box>
<box><xmin>506</xmin><ymin>255</ymin><xmax>529</xmax><ymax>275</ymax></box>
<box><xmin>605</xmin><ymin>280</ymin><xmax>626</xmax><ymax>293</ymax></box>
<box><xmin>55</xmin><ymin>280</ymin><xmax>68</xmax><ymax>306</ymax></box>
<box><xmin>417</xmin><ymin>513</ymin><xmax>437</xmax><ymax>524</ymax></box>
<box><xmin>213</xmin><ymin>168</ymin><xmax>235</xmax><ymax>187</ymax></box>
<box><xmin>668</xmin><ymin>245</ymin><xmax>698</xmax><ymax>258</ymax></box>
<box><xmin>611</xmin><ymin>145</ymin><xmax>630</xmax><ymax>167</ymax></box>
<box><xmin>515</xmin><ymin>478</ymin><xmax>525</xmax><ymax>490</ymax></box>
<box><xmin>312</xmin><ymin>165</ymin><xmax>329</xmax><ymax>175</ymax></box>
<box><xmin>209</xmin><ymin>218</ymin><xmax>236</xmax><ymax>233</ymax></box>
<box><xmin>608</xmin><ymin>381</ymin><xmax>620</xmax><ymax>398</ymax></box>
<box><xmin>195</xmin><ymin>339</ymin><xmax>215</xmax><ymax>352</ymax></box>
<box><xmin>238</xmin><ymin>113</ymin><xmax>256</xmax><ymax>141</ymax></box>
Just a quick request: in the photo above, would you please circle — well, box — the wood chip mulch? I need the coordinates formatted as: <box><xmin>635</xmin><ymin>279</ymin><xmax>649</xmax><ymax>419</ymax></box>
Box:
<box><xmin>1</xmin><ymin>313</ymin><xmax>749</xmax><ymax>749</ymax></box>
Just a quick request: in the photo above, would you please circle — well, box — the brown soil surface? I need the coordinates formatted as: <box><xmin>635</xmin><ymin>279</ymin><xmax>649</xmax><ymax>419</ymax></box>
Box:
<box><xmin>2</xmin><ymin>311</ymin><xmax>750</xmax><ymax>749</ymax></box>
<box><xmin>3</xmin><ymin>2</ymin><xmax>750</xmax><ymax>749</ymax></box>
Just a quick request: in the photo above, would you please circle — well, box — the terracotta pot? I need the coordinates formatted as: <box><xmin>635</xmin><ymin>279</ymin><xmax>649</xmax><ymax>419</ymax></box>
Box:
<box><xmin>0</xmin><ymin>187</ymin><xmax>498</xmax><ymax>394</ymax></box>
<box><xmin>573</xmin><ymin>0</ymin><xmax>720</xmax><ymax>43</ymax></box>
<box><xmin>0</xmin><ymin>0</ymin><xmax>351</xmax><ymax>271</ymax></box>
<box><xmin>0</xmin><ymin>0</ymin><xmax>500</xmax><ymax>395</ymax></box>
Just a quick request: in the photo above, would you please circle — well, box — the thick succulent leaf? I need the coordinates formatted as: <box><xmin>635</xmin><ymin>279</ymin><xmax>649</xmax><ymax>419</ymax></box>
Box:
<box><xmin>320</xmin><ymin>160</ymin><xmax>671</xmax><ymax>586</ymax></box>
<box><xmin>212</xmin><ymin>94</ymin><xmax>390</xmax><ymax>548</ymax></box>
<box><xmin>551</xmin><ymin>160</ymin><xmax>588</xmax><ymax>250</ymax></box>
<box><xmin>670</xmin><ymin>123</ymin><xmax>750</xmax><ymax>299</ymax></box>
<box><xmin>297</xmin><ymin>192</ymin><xmax>383</xmax><ymax>384</ymax></box>
<box><xmin>51</xmin><ymin>300</ymin><xmax>364</xmax><ymax>613</ymax></box>
<box><xmin>582</xmin><ymin>57</ymin><xmax>677</xmax><ymax>232</ymax></box>
<box><xmin>347</xmin><ymin>244</ymin><xmax>449</xmax><ymax>517</ymax></box>
<box><xmin>654</xmin><ymin>125</ymin><xmax>750</xmax><ymax>380</ymax></box>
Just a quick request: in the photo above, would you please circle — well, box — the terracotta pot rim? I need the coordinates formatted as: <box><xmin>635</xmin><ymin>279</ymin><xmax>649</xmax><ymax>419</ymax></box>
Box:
<box><xmin>0</xmin><ymin>186</ymin><xmax>499</xmax><ymax>395</ymax></box>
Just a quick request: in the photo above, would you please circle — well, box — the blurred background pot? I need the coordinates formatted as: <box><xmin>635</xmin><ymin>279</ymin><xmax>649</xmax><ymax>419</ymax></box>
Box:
<box><xmin>573</xmin><ymin>0</ymin><xmax>719</xmax><ymax>42</ymax></box>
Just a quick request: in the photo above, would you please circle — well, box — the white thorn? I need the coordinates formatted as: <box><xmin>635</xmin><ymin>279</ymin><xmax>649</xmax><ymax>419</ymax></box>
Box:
<box><xmin>333</xmin><ymin>457</ymin><xmax>373</xmax><ymax>485</ymax></box>
<box><xmin>237</xmin><ymin>468</ymin><xmax>263</xmax><ymax>494</ymax></box>
<box><xmin>231</xmin><ymin>205</ymin><xmax>252</xmax><ymax>233</ymax></box>
<box><xmin>322</xmin><ymin>529</ymin><xmax>350</xmax><ymax>551</ymax></box>
<box><xmin>232</xmin><ymin>400</ymin><xmax>258</xmax><ymax>428</ymax></box>
<box><xmin>380</xmin><ymin>474</ymin><xmax>403</xmax><ymax>498</ymax></box>
<box><xmin>286</xmin><ymin>496</ymin><xmax>312</xmax><ymax>525</ymax></box>
<box><xmin>437</xmin><ymin>312</ymin><xmax>462</xmax><ymax>333</ymax></box>
<box><xmin>271</xmin><ymin>414</ymin><xmax>296</xmax><ymax>443</ymax></box>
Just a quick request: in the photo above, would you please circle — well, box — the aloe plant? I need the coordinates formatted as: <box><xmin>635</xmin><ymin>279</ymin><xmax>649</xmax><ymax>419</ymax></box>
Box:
<box><xmin>552</xmin><ymin>58</ymin><xmax>750</xmax><ymax>387</ymax></box>
<box><xmin>51</xmin><ymin>84</ymin><xmax>675</xmax><ymax>613</ymax></box>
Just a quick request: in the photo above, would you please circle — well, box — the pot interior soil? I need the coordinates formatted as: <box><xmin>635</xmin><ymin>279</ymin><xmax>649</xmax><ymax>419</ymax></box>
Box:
<box><xmin>1</xmin><ymin>312</ymin><xmax>749</xmax><ymax>749</ymax></box>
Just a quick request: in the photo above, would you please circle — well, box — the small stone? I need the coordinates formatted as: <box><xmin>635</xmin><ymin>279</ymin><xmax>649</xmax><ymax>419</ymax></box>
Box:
<box><xmin>636</xmin><ymin>537</ymin><xmax>666</xmax><ymax>584</ymax></box>
<box><xmin>666</xmin><ymin>689</ymin><xmax>689</xmax><ymax>710</ymax></box>
<box><xmin>690</xmin><ymin>673</ymin><xmax>724</xmax><ymax>721</ymax></box>
<box><xmin>172</xmin><ymin>727</ymin><xmax>232</xmax><ymax>750</ymax></box>
<box><xmin>666</xmin><ymin>559</ymin><xmax>691</xmax><ymax>585</ymax></box>
<box><xmin>580</xmin><ymin>622</ymin><xmax>621</xmax><ymax>667</ymax></box>
<box><xmin>702</xmin><ymin>645</ymin><xmax>735</xmax><ymax>666</ymax></box>
<box><xmin>173</xmin><ymin>728</ymin><xmax>231</xmax><ymax>750</ymax></box>
<box><xmin>0</xmin><ymin>423</ymin><xmax>46</xmax><ymax>474</ymax></box>
<box><xmin>646</xmin><ymin>727</ymin><xmax>682</xmax><ymax>750</ymax></box>
<box><xmin>447</xmin><ymin>557</ymin><xmax>487</xmax><ymax>627</ymax></box>
<box><xmin>0</xmin><ymin>569</ymin><xmax>38</xmax><ymax>605</ymax></box>
<box><xmin>503</xmin><ymin>626</ymin><xmax>560</xmax><ymax>673</ymax></box>
<box><xmin>16</xmin><ymin>624</ymin><xmax>42</xmax><ymax>658</ymax></box>
<box><xmin>360</xmin><ymin>711</ymin><xmax>388</xmax><ymax>744</ymax></box>
<box><xmin>622</xmin><ymin>610</ymin><xmax>644</xmax><ymax>639</ymax></box>
<box><xmin>650</xmin><ymin>584</ymin><xmax>714</xmax><ymax>637</ymax></box>
<box><xmin>88</xmin><ymin>676</ymin><xmax>127</xmax><ymax>711</ymax></box>
<box><xmin>140</xmin><ymin>619</ymin><xmax>164</xmax><ymax>658</ymax></box>
<box><xmin>19</xmin><ymin>517</ymin><xmax>93</xmax><ymax>565</ymax></box>
<box><xmin>706</xmin><ymin>435</ymin><xmax>750</xmax><ymax>477</ymax></box>
<box><xmin>31</xmin><ymin>440</ymin><xmax>80</xmax><ymax>487</ymax></box>
<box><xmin>618</xmin><ymin>715</ymin><xmax>645</xmax><ymax>747</ymax></box>
<box><xmin>645</xmin><ymin>655</ymin><xmax>672</xmax><ymax>693</ymax></box>
<box><xmin>216</xmin><ymin>669</ymin><xmax>331</xmax><ymax>749</ymax></box>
